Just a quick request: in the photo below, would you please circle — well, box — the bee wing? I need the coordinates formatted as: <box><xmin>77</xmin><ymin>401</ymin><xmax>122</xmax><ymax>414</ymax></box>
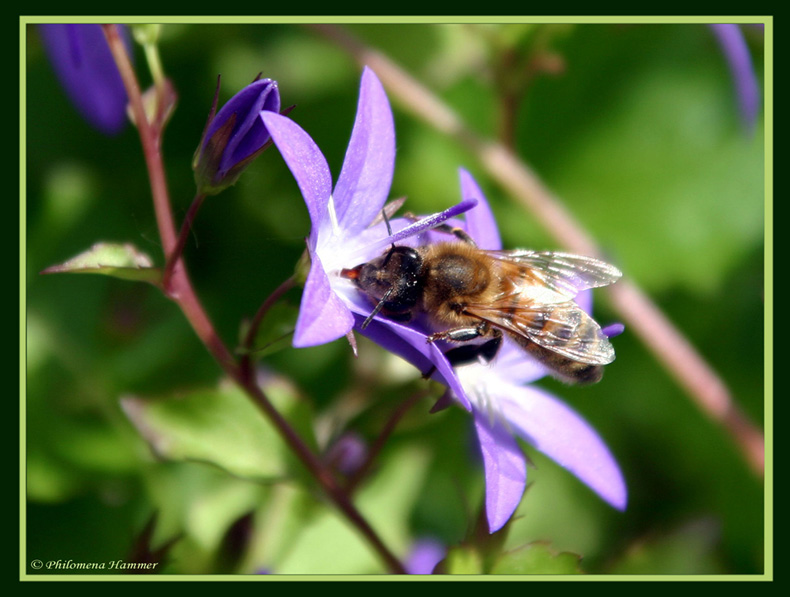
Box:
<box><xmin>465</xmin><ymin>299</ymin><xmax>616</xmax><ymax>365</ymax></box>
<box><xmin>490</xmin><ymin>250</ymin><xmax>622</xmax><ymax>300</ymax></box>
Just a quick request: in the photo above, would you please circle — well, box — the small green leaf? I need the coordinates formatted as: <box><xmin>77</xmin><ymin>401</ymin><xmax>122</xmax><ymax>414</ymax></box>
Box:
<box><xmin>41</xmin><ymin>242</ymin><xmax>161</xmax><ymax>285</ymax></box>
<box><xmin>490</xmin><ymin>542</ymin><xmax>583</xmax><ymax>575</ymax></box>
<box><xmin>121</xmin><ymin>376</ymin><xmax>313</xmax><ymax>481</ymax></box>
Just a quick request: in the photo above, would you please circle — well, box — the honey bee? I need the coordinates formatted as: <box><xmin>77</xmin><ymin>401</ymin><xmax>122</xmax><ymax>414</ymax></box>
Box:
<box><xmin>341</xmin><ymin>225</ymin><xmax>622</xmax><ymax>384</ymax></box>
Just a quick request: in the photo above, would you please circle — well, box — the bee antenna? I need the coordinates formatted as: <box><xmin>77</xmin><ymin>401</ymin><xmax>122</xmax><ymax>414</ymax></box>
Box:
<box><xmin>382</xmin><ymin>207</ymin><xmax>394</xmax><ymax>238</ymax></box>
<box><xmin>378</xmin><ymin>207</ymin><xmax>400</xmax><ymax>268</ymax></box>
<box><xmin>361</xmin><ymin>287</ymin><xmax>393</xmax><ymax>330</ymax></box>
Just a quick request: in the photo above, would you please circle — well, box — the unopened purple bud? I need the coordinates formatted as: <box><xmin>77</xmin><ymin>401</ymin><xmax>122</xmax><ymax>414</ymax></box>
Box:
<box><xmin>38</xmin><ymin>24</ymin><xmax>131</xmax><ymax>135</ymax></box>
<box><xmin>193</xmin><ymin>77</ymin><xmax>281</xmax><ymax>195</ymax></box>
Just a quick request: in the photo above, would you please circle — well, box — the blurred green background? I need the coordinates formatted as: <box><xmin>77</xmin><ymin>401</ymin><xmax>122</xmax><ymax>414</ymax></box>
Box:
<box><xmin>24</xmin><ymin>22</ymin><xmax>765</xmax><ymax>576</ymax></box>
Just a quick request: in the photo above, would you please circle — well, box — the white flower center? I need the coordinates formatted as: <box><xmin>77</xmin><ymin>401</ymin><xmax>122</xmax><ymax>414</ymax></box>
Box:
<box><xmin>456</xmin><ymin>362</ymin><xmax>508</xmax><ymax>425</ymax></box>
<box><xmin>327</xmin><ymin>194</ymin><xmax>341</xmax><ymax>238</ymax></box>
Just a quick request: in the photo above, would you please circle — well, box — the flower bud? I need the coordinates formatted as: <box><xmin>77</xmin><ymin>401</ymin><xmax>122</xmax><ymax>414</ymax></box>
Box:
<box><xmin>38</xmin><ymin>24</ymin><xmax>131</xmax><ymax>135</ymax></box>
<box><xmin>193</xmin><ymin>77</ymin><xmax>280</xmax><ymax>195</ymax></box>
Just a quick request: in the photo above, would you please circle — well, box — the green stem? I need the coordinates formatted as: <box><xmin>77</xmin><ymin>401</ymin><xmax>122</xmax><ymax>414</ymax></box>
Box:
<box><xmin>143</xmin><ymin>37</ymin><xmax>166</xmax><ymax>94</ymax></box>
<box><xmin>239</xmin><ymin>275</ymin><xmax>296</xmax><ymax>383</ymax></box>
<box><xmin>162</xmin><ymin>193</ymin><xmax>206</xmax><ymax>295</ymax></box>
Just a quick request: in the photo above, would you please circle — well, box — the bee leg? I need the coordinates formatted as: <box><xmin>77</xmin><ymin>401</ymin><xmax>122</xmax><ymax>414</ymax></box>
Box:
<box><xmin>420</xmin><ymin>330</ymin><xmax>502</xmax><ymax>378</ymax></box>
<box><xmin>477</xmin><ymin>334</ymin><xmax>502</xmax><ymax>362</ymax></box>
<box><xmin>403</xmin><ymin>212</ymin><xmax>477</xmax><ymax>246</ymax></box>
<box><xmin>419</xmin><ymin>329</ymin><xmax>501</xmax><ymax>379</ymax></box>
<box><xmin>428</xmin><ymin>223</ymin><xmax>477</xmax><ymax>246</ymax></box>
<box><xmin>420</xmin><ymin>327</ymin><xmax>480</xmax><ymax>380</ymax></box>
<box><xmin>444</xmin><ymin>335</ymin><xmax>502</xmax><ymax>366</ymax></box>
<box><xmin>427</xmin><ymin>321</ymin><xmax>490</xmax><ymax>344</ymax></box>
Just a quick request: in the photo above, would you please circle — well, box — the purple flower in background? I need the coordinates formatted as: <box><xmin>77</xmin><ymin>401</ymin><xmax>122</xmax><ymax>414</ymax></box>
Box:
<box><xmin>193</xmin><ymin>77</ymin><xmax>281</xmax><ymax>195</ymax></box>
<box><xmin>709</xmin><ymin>24</ymin><xmax>761</xmax><ymax>132</ymax></box>
<box><xmin>324</xmin><ymin>432</ymin><xmax>367</xmax><ymax>476</ymax></box>
<box><xmin>405</xmin><ymin>538</ymin><xmax>445</xmax><ymax>574</ymax></box>
<box><xmin>39</xmin><ymin>24</ymin><xmax>131</xmax><ymax>135</ymax></box>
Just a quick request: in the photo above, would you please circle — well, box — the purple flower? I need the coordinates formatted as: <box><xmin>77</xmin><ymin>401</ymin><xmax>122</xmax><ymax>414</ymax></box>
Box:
<box><xmin>363</xmin><ymin>171</ymin><xmax>626</xmax><ymax>532</ymax></box>
<box><xmin>38</xmin><ymin>24</ymin><xmax>130</xmax><ymax>135</ymax></box>
<box><xmin>263</xmin><ymin>68</ymin><xmax>625</xmax><ymax>533</ymax></box>
<box><xmin>260</xmin><ymin>68</ymin><xmax>475</xmax><ymax>406</ymax></box>
<box><xmin>709</xmin><ymin>24</ymin><xmax>761</xmax><ymax>132</ymax></box>
<box><xmin>193</xmin><ymin>77</ymin><xmax>281</xmax><ymax>195</ymax></box>
<box><xmin>460</xmin><ymin>341</ymin><xmax>627</xmax><ymax>532</ymax></box>
<box><xmin>415</xmin><ymin>172</ymin><xmax>626</xmax><ymax>532</ymax></box>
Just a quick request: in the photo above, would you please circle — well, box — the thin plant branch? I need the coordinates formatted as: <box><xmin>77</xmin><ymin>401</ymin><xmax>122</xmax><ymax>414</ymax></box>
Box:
<box><xmin>239</xmin><ymin>275</ymin><xmax>296</xmax><ymax>383</ymax></box>
<box><xmin>101</xmin><ymin>24</ymin><xmax>406</xmax><ymax>574</ymax></box>
<box><xmin>310</xmin><ymin>23</ymin><xmax>765</xmax><ymax>478</ymax></box>
<box><xmin>162</xmin><ymin>192</ymin><xmax>206</xmax><ymax>293</ymax></box>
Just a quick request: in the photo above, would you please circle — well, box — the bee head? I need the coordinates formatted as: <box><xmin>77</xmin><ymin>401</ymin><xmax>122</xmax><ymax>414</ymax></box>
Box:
<box><xmin>341</xmin><ymin>245</ymin><xmax>424</xmax><ymax>324</ymax></box>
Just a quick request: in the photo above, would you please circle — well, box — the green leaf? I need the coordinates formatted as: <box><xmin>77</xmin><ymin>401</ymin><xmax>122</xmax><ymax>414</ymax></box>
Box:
<box><xmin>490</xmin><ymin>542</ymin><xmax>583</xmax><ymax>575</ymax></box>
<box><xmin>609</xmin><ymin>519</ymin><xmax>726</xmax><ymax>575</ymax></box>
<box><xmin>121</xmin><ymin>376</ymin><xmax>314</xmax><ymax>481</ymax></box>
<box><xmin>273</xmin><ymin>445</ymin><xmax>431</xmax><ymax>574</ymax></box>
<box><xmin>41</xmin><ymin>242</ymin><xmax>161</xmax><ymax>285</ymax></box>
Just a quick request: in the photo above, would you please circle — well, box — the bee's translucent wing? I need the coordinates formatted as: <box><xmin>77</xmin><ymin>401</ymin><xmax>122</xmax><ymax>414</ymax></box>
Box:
<box><xmin>490</xmin><ymin>250</ymin><xmax>622</xmax><ymax>299</ymax></box>
<box><xmin>465</xmin><ymin>300</ymin><xmax>616</xmax><ymax>365</ymax></box>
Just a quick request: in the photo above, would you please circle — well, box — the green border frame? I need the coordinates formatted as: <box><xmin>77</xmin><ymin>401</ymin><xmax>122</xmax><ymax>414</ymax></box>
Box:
<box><xmin>20</xmin><ymin>15</ymin><xmax>773</xmax><ymax>582</ymax></box>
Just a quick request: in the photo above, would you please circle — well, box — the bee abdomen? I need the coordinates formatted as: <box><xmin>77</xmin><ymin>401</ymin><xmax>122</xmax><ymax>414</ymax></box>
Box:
<box><xmin>520</xmin><ymin>342</ymin><xmax>604</xmax><ymax>384</ymax></box>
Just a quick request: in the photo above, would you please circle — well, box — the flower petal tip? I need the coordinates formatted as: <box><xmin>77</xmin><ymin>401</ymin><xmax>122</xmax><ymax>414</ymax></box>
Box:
<box><xmin>429</xmin><ymin>391</ymin><xmax>455</xmax><ymax>414</ymax></box>
<box><xmin>602</xmin><ymin>322</ymin><xmax>625</xmax><ymax>338</ymax></box>
<box><xmin>605</xmin><ymin>483</ymin><xmax>628</xmax><ymax>512</ymax></box>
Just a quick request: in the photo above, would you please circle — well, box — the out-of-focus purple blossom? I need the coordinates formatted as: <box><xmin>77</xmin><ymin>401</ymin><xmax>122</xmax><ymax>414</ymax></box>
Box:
<box><xmin>260</xmin><ymin>68</ymin><xmax>476</xmax><ymax>411</ymax></box>
<box><xmin>709</xmin><ymin>24</ymin><xmax>761</xmax><ymax>132</ymax></box>
<box><xmin>325</xmin><ymin>432</ymin><xmax>368</xmax><ymax>476</ymax></box>
<box><xmin>193</xmin><ymin>77</ymin><xmax>281</xmax><ymax>195</ymax></box>
<box><xmin>405</xmin><ymin>538</ymin><xmax>445</xmax><ymax>574</ymax></box>
<box><xmin>38</xmin><ymin>24</ymin><xmax>131</xmax><ymax>135</ymax></box>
